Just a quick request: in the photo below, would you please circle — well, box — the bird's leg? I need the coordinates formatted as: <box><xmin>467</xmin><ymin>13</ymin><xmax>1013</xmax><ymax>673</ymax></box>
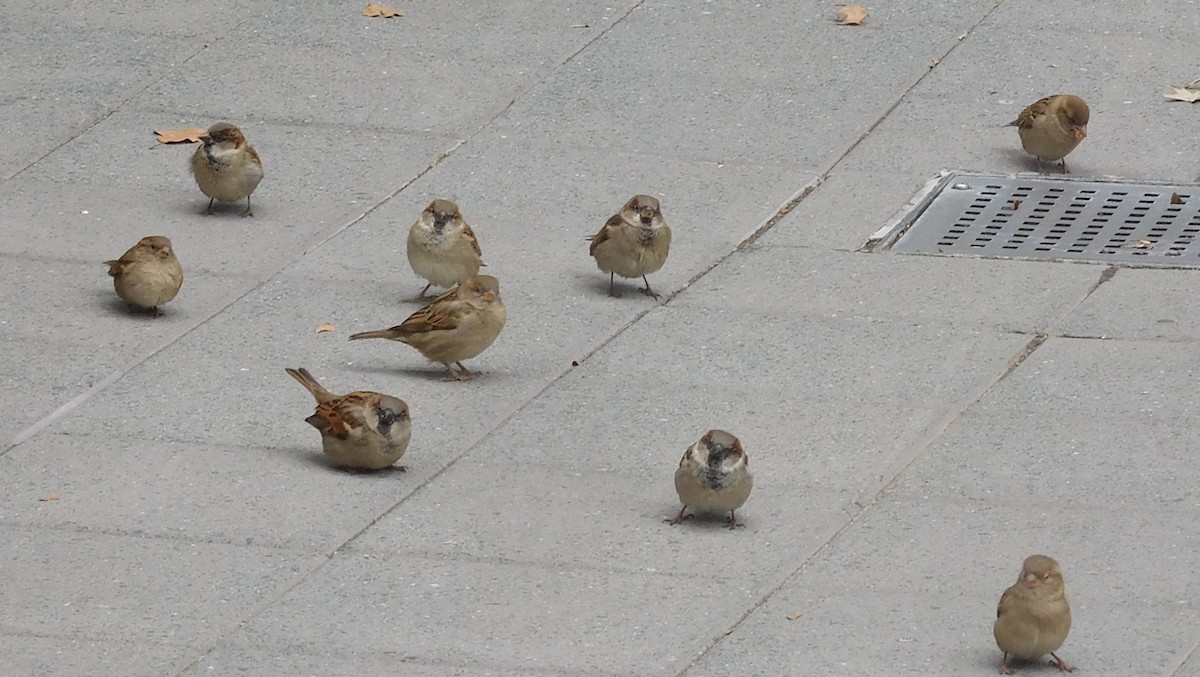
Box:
<box><xmin>205</xmin><ymin>197</ymin><xmax>216</xmax><ymax>215</ymax></box>
<box><xmin>607</xmin><ymin>272</ymin><xmax>621</xmax><ymax>298</ymax></box>
<box><xmin>151</xmin><ymin>306</ymin><xmax>163</xmax><ymax>318</ymax></box>
<box><xmin>411</xmin><ymin>282</ymin><xmax>433</xmax><ymax>302</ymax></box>
<box><xmin>639</xmin><ymin>275</ymin><xmax>660</xmax><ymax>299</ymax></box>
<box><xmin>443</xmin><ymin>363</ymin><xmax>474</xmax><ymax>382</ymax></box>
<box><xmin>1035</xmin><ymin>158</ymin><xmax>1046</xmax><ymax>175</ymax></box>
<box><xmin>1049</xmin><ymin>653</ymin><xmax>1074</xmax><ymax>673</ymax></box>
<box><xmin>664</xmin><ymin>506</ymin><xmax>692</xmax><ymax>525</ymax></box>
<box><xmin>242</xmin><ymin>197</ymin><xmax>254</xmax><ymax>217</ymax></box>
<box><xmin>726</xmin><ymin>510</ymin><xmax>745</xmax><ymax>530</ymax></box>
<box><xmin>1058</xmin><ymin>159</ymin><xmax>1070</xmax><ymax>174</ymax></box>
<box><xmin>999</xmin><ymin>654</ymin><xmax>1015</xmax><ymax>675</ymax></box>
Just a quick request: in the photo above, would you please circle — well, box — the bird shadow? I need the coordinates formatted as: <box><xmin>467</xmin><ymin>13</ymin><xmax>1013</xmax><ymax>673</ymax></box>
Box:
<box><xmin>95</xmin><ymin>293</ymin><xmax>164</xmax><ymax>319</ymax></box>
<box><xmin>571</xmin><ymin>273</ymin><xmax>650</xmax><ymax>301</ymax></box>
<box><xmin>277</xmin><ymin>445</ymin><xmax>410</xmax><ymax>477</ymax></box>
<box><xmin>662</xmin><ymin>508</ymin><xmax>749</xmax><ymax>531</ymax></box>
<box><xmin>343</xmin><ymin>361</ymin><xmax>499</xmax><ymax>384</ymax></box>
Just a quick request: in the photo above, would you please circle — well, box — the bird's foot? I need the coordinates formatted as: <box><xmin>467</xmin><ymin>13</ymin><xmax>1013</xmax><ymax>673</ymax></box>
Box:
<box><xmin>1049</xmin><ymin>653</ymin><xmax>1074</xmax><ymax>673</ymax></box>
<box><xmin>664</xmin><ymin>509</ymin><xmax>693</xmax><ymax>526</ymax></box>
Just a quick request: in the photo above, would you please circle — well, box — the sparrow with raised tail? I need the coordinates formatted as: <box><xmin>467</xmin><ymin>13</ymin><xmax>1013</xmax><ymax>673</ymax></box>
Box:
<box><xmin>666</xmin><ymin>429</ymin><xmax>753</xmax><ymax>530</ymax></box>
<box><xmin>189</xmin><ymin>122</ymin><xmax>264</xmax><ymax>216</ymax></box>
<box><xmin>993</xmin><ymin>554</ymin><xmax>1075</xmax><ymax>675</ymax></box>
<box><xmin>349</xmin><ymin>274</ymin><xmax>507</xmax><ymax>381</ymax></box>
<box><xmin>284</xmin><ymin>367</ymin><xmax>412</xmax><ymax>471</ymax></box>
<box><xmin>588</xmin><ymin>194</ymin><xmax>672</xmax><ymax>299</ymax></box>
<box><xmin>407</xmin><ymin>198</ymin><xmax>485</xmax><ymax>300</ymax></box>
<box><xmin>104</xmin><ymin>235</ymin><xmax>183</xmax><ymax>316</ymax></box>
<box><xmin>1006</xmin><ymin>95</ymin><xmax>1090</xmax><ymax>174</ymax></box>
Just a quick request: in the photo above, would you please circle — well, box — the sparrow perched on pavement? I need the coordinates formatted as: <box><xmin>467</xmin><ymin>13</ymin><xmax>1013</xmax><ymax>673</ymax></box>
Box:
<box><xmin>406</xmin><ymin>198</ymin><xmax>485</xmax><ymax>300</ymax></box>
<box><xmin>349</xmin><ymin>275</ymin><xmax>507</xmax><ymax>381</ymax></box>
<box><xmin>284</xmin><ymin>367</ymin><xmax>412</xmax><ymax>471</ymax></box>
<box><xmin>1006</xmin><ymin>95</ymin><xmax>1090</xmax><ymax>174</ymax></box>
<box><xmin>666</xmin><ymin>429</ymin><xmax>753</xmax><ymax>530</ymax></box>
<box><xmin>993</xmin><ymin>554</ymin><xmax>1075</xmax><ymax>675</ymax></box>
<box><xmin>588</xmin><ymin>194</ymin><xmax>672</xmax><ymax>299</ymax></box>
<box><xmin>189</xmin><ymin>122</ymin><xmax>264</xmax><ymax>216</ymax></box>
<box><xmin>104</xmin><ymin>235</ymin><xmax>183</xmax><ymax>316</ymax></box>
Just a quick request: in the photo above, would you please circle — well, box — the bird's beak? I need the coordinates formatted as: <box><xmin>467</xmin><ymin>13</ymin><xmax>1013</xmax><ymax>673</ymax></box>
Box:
<box><xmin>1024</xmin><ymin>572</ymin><xmax>1039</xmax><ymax>588</ymax></box>
<box><xmin>640</xmin><ymin>208</ymin><xmax>655</xmax><ymax>224</ymax></box>
<box><xmin>482</xmin><ymin>290</ymin><xmax>497</xmax><ymax>302</ymax></box>
<box><xmin>1075</xmin><ymin>126</ymin><xmax>1087</xmax><ymax>141</ymax></box>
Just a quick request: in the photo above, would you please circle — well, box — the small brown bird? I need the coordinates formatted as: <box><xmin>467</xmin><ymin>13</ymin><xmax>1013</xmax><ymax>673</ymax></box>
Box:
<box><xmin>993</xmin><ymin>554</ymin><xmax>1075</xmax><ymax>675</ymax></box>
<box><xmin>189</xmin><ymin>122</ymin><xmax>264</xmax><ymax>216</ymax></box>
<box><xmin>588</xmin><ymin>194</ymin><xmax>672</xmax><ymax>299</ymax></box>
<box><xmin>1006</xmin><ymin>95</ymin><xmax>1090</xmax><ymax>174</ymax></box>
<box><xmin>406</xmin><ymin>198</ymin><xmax>485</xmax><ymax>300</ymax></box>
<box><xmin>104</xmin><ymin>235</ymin><xmax>183</xmax><ymax>316</ymax></box>
<box><xmin>349</xmin><ymin>275</ymin><xmax>507</xmax><ymax>381</ymax></box>
<box><xmin>666</xmin><ymin>429</ymin><xmax>753</xmax><ymax>530</ymax></box>
<box><xmin>284</xmin><ymin>367</ymin><xmax>412</xmax><ymax>471</ymax></box>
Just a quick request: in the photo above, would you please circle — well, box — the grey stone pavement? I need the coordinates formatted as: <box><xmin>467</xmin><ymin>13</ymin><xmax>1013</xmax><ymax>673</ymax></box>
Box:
<box><xmin>2</xmin><ymin>0</ymin><xmax>1200</xmax><ymax>675</ymax></box>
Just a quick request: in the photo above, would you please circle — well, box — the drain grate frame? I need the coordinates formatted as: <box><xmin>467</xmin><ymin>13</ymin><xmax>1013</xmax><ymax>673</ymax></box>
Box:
<box><xmin>866</xmin><ymin>172</ymin><xmax>1200</xmax><ymax>267</ymax></box>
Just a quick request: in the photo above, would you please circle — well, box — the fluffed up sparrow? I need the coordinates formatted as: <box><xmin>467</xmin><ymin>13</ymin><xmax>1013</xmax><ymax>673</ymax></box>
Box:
<box><xmin>104</xmin><ymin>235</ymin><xmax>183</xmax><ymax>316</ymax></box>
<box><xmin>349</xmin><ymin>274</ymin><xmax>507</xmax><ymax>381</ymax></box>
<box><xmin>407</xmin><ymin>198</ymin><xmax>485</xmax><ymax>300</ymax></box>
<box><xmin>666</xmin><ymin>429</ymin><xmax>753</xmax><ymax>530</ymax></box>
<box><xmin>1006</xmin><ymin>95</ymin><xmax>1089</xmax><ymax>174</ymax></box>
<box><xmin>588</xmin><ymin>194</ymin><xmax>672</xmax><ymax>299</ymax></box>
<box><xmin>994</xmin><ymin>554</ymin><xmax>1075</xmax><ymax>675</ymax></box>
<box><xmin>284</xmin><ymin>367</ymin><xmax>412</xmax><ymax>471</ymax></box>
<box><xmin>189</xmin><ymin>122</ymin><xmax>264</xmax><ymax>216</ymax></box>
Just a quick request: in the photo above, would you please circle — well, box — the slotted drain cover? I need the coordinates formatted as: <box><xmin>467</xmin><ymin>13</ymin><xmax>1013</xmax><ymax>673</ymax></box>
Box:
<box><xmin>870</xmin><ymin>172</ymin><xmax>1200</xmax><ymax>266</ymax></box>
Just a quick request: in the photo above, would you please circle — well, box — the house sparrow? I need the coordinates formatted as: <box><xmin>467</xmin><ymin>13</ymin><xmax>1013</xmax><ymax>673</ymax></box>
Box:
<box><xmin>349</xmin><ymin>275</ymin><xmax>507</xmax><ymax>381</ymax></box>
<box><xmin>406</xmin><ymin>198</ymin><xmax>485</xmax><ymax>300</ymax></box>
<box><xmin>588</xmin><ymin>194</ymin><xmax>672</xmax><ymax>299</ymax></box>
<box><xmin>993</xmin><ymin>554</ymin><xmax>1075</xmax><ymax>675</ymax></box>
<box><xmin>104</xmin><ymin>235</ymin><xmax>183</xmax><ymax>316</ymax></box>
<box><xmin>666</xmin><ymin>429</ymin><xmax>753</xmax><ymax>530</ymax></box>
<box><xmin>1006</xmin><ymin>95</ymin><xmax>1090</xmax><ymax>174</ymax></box>
<box><xmin>284</xmin><ymin>367</ymin><xmax>412</xmax><ymax>471</ymax></box>
<box><xmin>189</xmin><ymin>122</ymin><xmax>264</xmax><ymax>216</ymax></box>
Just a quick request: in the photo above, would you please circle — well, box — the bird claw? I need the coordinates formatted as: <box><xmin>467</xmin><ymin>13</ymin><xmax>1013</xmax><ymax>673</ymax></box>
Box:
<box><xmin>664</xmin><ymin>511</ymin><xmax>693</xmax><ymax>526</ymax></box>
<box><xmin>640</xmin><ymin>286</ymin><xmax>660</xmax><ymax>299</ymax></box>
<box><xmin>1049</xmin><ymin>653</ymin><xmax>1074</xmax><ymax>673</ymax></box>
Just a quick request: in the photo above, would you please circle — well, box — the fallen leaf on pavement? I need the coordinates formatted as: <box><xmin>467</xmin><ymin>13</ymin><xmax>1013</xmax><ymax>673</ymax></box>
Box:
<box><xmin>364</xmin><ymin>3</ymin><xmax>403</xmax><ymax>17</ymax></box>
<box><xmin>836</xmin><ymin>4</ymin><xmax>868</xmax><ymax>25</ymax></box>
<box><xmin>1164</xmin><ymin>85</ymin><xmax>1200</xmax><ymax>103</ymax></box>
<box><xmin>786</xmin><ymin>611</ymin><xmax>804</xmax><ymax>621</ymax></box>
<box><xmin>1171</xmin><ymin>193</ymin><xmax>1185</xmax><ymax>204</ymax></box>
<box><xmin>1131</xmin><ymin>240</ymin><xmax>1154</xmax><ymax>249</ymax></box>
<box><xmin>153</xmin><ymin>128</ymin><xmax>207</xmax><ymax>144</ymax></box>
<box><xmin>316</xmin><ymin>323</ymin><xmax>336</xmax><ymax>334</ymax></box>
<box><xmin>1002</xmin><ymin>199</ymin><xmax>1022</xmax><ymax>211</ymax></box>
<box><xmin>39</xmin><ymin>493</ymin><xmax>61</xmax><ymax>502</ymax></box>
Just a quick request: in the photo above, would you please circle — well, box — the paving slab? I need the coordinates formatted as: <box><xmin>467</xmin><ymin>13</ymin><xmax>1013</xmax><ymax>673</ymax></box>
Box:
<box><xmin>0</xmin><ymin>635</ymin><xmax>195</xmax><ymax>677</ymax></box>
<box><xmin>224</xmin><ymin>551</ymin><xmax>756</xmax><ymax>675</ymax></box>
<box><xmin>1058</xmin><ymin>267</ymin><xmax>1200</xmax><ymax>342</ymax></box>
<box><xmin>180</xmin><ymin>646</ymin><xmax>545</xmax><ymax>677</ymax></box>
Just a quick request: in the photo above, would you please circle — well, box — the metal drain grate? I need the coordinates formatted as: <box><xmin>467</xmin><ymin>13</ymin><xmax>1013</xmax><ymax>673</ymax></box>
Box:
<box><xmin>870</xmin><ymin>172</ymin><xmax>1200</xmax><ymax>266</ymax></box>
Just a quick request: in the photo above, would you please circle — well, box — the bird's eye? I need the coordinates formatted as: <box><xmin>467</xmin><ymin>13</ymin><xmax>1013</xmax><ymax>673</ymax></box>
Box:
<box><xmin>1042</xmin><ymin>573</ymin><xmax>1051</xmax><ymax>580</ymax></box>
<box><xmin>377</xmin><ymin>408</ymin><xmax>396</xmax><ymax>427</ymax></box>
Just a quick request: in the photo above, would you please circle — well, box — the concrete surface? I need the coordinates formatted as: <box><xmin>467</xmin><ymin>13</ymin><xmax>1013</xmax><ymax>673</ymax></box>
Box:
<box><xmin>2</xmin><ymin>0</ymin><xmax>1199</xmax><ymax>675</ymax></box>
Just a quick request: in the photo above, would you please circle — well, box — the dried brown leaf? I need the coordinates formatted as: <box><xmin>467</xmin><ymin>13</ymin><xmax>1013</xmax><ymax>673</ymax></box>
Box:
<box><xmin>1002</xmin><ymin>199</ymin><xmax>1022</xmax><ymax>211</ymax></box>
<box><xmin>316</xmin><ymin>323</ymin><xmax>336</xmax><ymax>334</ymax></box>
<box><xmin>1131</xmin><ymin>239</ymin><xmax>1154</xmax><ymax>249</ymax></box>
<box><xmin>836</xmin><ymin>4</ymin><xmax>868</xmax><ymax>25</ymax></box>
<box><xmin>39</xmin><ymin>492</ymin><xmax>61</xmax><ymax>502</ymax></box>
<box><xmin>153</xmin><ymin>128</ymin><xmax>207</xmax><ymax>144</ymax></box>
<box><xmin>786</xmin><ymin>612</ymin><xmax>804</xmax><ymax>621</ymax></box>
<box><xmin>1164</xmin><ymin>85</ymin><xmax>1200</xmax><ymax>103</ymax></box>
<box><xmin>1171</xmin><ymin>193</ymin><xmax>1185</xmax><ymax>204</ymax></box>
<box><xmin>363</xmin><ymin>3</ymin><xmax>403</xmax><ymax>17</ymax></box>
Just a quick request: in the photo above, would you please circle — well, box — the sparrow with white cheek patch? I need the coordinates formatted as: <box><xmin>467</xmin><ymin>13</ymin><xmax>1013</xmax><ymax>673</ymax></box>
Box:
<box><xmin>349</xmin><ymin>274</ymin><xmax>507</xmax><ymax>381</ymax></box>
<box><xmin>406</xmin><ymin>198</ymin><xmax>485</xmax><ymax>300</ymax></box>
<box><xmin>189</xmin><ymin>122</ymin><xmax>264</xmax><ymax>216</ymax></box>
<box><xmin>588</xmin><ymin>194</ymin><xmax>672</xmax><ymax>299</ymax></box>
<box><xmin>285</xmin><ymin>367</ymin><xmax>412</xmax><ymax>471</ymax></box>
<box><xmin>104</xmin><ymin>235</ymin><xmax>183</xmax><ymax>316</ymax></box>
<box><xmin>666</xmin><ymin>429</ymin><xmax>753</xmax><ymax>530</ymax></box>
<box><xmin>993</xmin><ymin>554</ymin><xmax>1075</xmax><ymax>675</ymax></box>
<box><xmin>1006</xmin><ymin>95</ymin><xmax>1090</xmax><ymax>174</ymax></box>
